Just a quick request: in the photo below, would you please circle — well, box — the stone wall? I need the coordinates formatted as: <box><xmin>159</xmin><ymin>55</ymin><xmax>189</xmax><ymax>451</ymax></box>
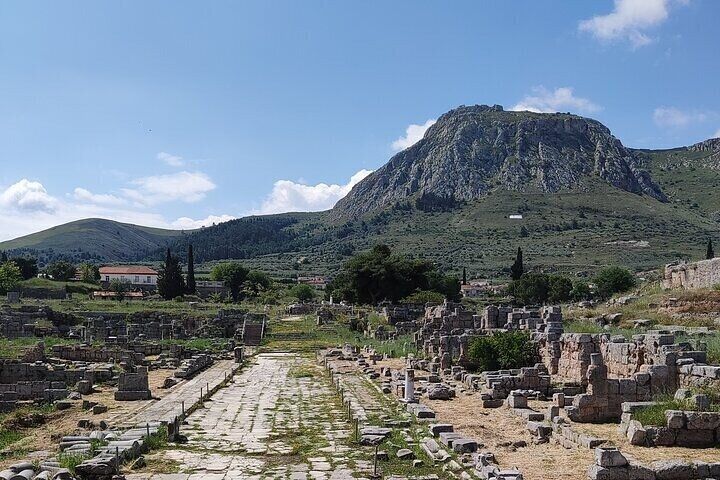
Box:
<box><xmin>664</xmin><ymin>257</ymin><xmax>720</xmax><ymax>289</ymax></box>
<box><xmin>620</xmin><ymin>404</ymin><xmax>720</xmax><ymax>448</ymax></box>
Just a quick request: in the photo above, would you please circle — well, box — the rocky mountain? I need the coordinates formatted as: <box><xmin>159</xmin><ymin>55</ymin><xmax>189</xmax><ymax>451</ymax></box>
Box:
<box><xmin>333</xmin><ymin>105</ymin><xmax>666</xmax><ymax>218</ymax></box>
<box><xmin>4</xmin><ymin>106</ymin><xmax>720</xmax><ymax>276</ymax></box>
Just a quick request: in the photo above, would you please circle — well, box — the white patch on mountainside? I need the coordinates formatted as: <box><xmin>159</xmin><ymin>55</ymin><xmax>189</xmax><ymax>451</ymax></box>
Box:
<box><xmin>256</xmin><ymin>169</ymin><xmax>373</xmax><ymax>215</ymax></box>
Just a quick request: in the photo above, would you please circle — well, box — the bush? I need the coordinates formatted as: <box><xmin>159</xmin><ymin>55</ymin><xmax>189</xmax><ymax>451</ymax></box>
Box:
<box><xmin>508</xmin><ymin>273</ymin><xmax>575</xmax><ymax>305</ymax></box>
<box><xmin>291</xmin><ymin>284</ymin><xmax>316</xmax><ymax>302</ymax></box>
<box><xmin>402</xmin><ymin>290</ymin><xmax>444</xmax><ymax>304</ymax></box>
<box><xmin>467</xmin><ymin>331</ymin><xmax>538</xmax><ymax>372</ymax></box>
<box><xmin>594</xmin><ymin>266</ymin><xmax>636</xmax><ymax>299</ymax></box>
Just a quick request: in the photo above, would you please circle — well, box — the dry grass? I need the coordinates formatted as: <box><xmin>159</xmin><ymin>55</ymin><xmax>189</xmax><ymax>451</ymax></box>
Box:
<box><xmin>426</xmin><ymin>396</ymin><xmax>592</xmax><ymax>480</ymax></box>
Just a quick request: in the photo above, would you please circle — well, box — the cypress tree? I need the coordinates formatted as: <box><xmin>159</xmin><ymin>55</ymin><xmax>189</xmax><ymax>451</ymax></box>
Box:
<box><xmin>707</xmin><ymin>238</ymin><xmax>715</xmax><ymax>260</ymax></box>
<box><xmin>462</xmin><ymin>267</ymin><xmax>467</xmax><ymax>285</ymax></box>
<box><xmin>186</xmin><ymin>244</ymin><xmax>196</xmax><ymax>294</ymax></box>
<box><xmin>510</xmin><ymin>247</ymin><xmax>524</xmax><ymax>281</ymax></box>
<box><xmin>157</xmin><ymin>248</ymin><xmax>185</xmax><ymax>299</ymax></box>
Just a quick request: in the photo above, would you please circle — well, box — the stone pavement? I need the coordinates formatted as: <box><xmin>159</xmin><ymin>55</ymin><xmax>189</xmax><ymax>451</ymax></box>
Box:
<box><xmin>128</xmin><ymin>353</ymin><xmax>375</xmax><ymax>480</ymax></box>
<box><xmin>108</xmin><ymin>359</ymin><xmax>238</xmax><ymax>427</ymax></box>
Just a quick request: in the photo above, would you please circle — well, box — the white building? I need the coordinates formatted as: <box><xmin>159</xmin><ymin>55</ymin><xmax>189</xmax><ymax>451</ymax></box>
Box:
<box><xmin>99</xmin><ymin>266</ymin><xmax>158</xmax><ymax>286</ymax></box>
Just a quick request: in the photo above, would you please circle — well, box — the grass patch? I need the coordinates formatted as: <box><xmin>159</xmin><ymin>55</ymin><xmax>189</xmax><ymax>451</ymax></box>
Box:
<box><xmin>634</xmin><ymin>394</ymin><xmax>720</xmax><ymax>426</ymax></box>
<box><xmin>145</xmin><ymin>425</ymin><xmax>168</xmax><ymax>450</ymax></box>
<box><xmin>289</xmin><ymin>365</ymin><xmax>318</xmax><ymax>378</ymax></box>
<box><xmin>563</xmin><ymin>320</ymin><xmax>635</xmax><ymax>339</ymax></box>
<box><xmin>57</xmin><ymin>451</ymin><xmax>93</xmax><ymax>474</ymax></box>
<box><xmin>0</xmin><ymin>336</ymin><xmax>79</xmax><ymax>359</ymax></box>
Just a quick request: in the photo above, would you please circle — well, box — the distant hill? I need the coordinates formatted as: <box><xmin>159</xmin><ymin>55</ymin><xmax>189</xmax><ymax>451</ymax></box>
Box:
<box><xmin>0</xmin><ymin>218</ymin><xmax>189</xmax><ymax>265</ymax></box>
<box><xmin>3</xmin><ymin>107</ymin><xmax>720</xmax><ymax>278</ymax></box>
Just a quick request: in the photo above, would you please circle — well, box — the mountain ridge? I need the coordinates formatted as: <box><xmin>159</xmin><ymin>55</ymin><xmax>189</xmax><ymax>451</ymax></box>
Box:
<box><xmin>3</xmin><ymin>106</ymin><xmax>720</xmax><ymax>274</ymax></box>
<box><xmin>332</xmin><ymin>105</ymin><xmax>666</xmax><ymax>218</ymax></box>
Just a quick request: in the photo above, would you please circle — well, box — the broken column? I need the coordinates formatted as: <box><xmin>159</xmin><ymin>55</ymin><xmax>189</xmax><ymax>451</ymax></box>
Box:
<box><xmin>404</xmin><ymin>368</ymin><xmax>415</xmax><ymax>403</ymax></box>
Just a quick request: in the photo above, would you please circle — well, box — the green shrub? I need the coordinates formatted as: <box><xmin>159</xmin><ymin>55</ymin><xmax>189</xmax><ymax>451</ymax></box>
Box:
<box><xmin>467</xmin><ymin>331</ymin><xmax>538</xmax><ymax>372</ymax></box>
<box><xmin>594</xmin><ymin>266</ymin><xmax>636</xmax><ymax>299</ymax></box>
<box><xmin>57</xmin><ymin>452</ymin><xmax>92</xmax><ymax>474</ymax></box>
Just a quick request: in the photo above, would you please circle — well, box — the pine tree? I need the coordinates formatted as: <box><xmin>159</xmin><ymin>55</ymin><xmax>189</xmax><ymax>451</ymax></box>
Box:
<box><xmin>462</xmin><ymin>267</ymin><xmax>467</xmax><ymax>285</ymax></box>
<box><xmin>186</xmin><ymin>244</ymin><xmax>196</xmax><ymax>294</ymax></box>
<box><xmin>0</xmin><ymin>251</ymin><xmax>7</xmax><ymax>262</ymax></box>
<box><xmin>510</xmin><ymin>247</ymin><xmax>524</xmax><ymax>281</ymax></box>
<box><xmin>157</xmin><ymin>249</ymin><xmax>185</xmax><ymax>300</ymax></box>
<box><xmin>707</xmin><ymin>238</ymin><xmax>715</xmax><ymax>260</ymax></box>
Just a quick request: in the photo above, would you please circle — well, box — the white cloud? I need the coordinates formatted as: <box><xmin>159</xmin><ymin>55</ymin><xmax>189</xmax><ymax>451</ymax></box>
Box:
<box><xmin>511</xmin><ymin>86</ymin><xmax>601</xmax><ymax>114</ymax></box>
<box><xmin>579</xmin><ymin>0</ymin><xmax>687</xmax><ymax>48</ymax></box>
<box><xmin>653</xmin><ymin>107</ymin><xmax>708</xmax><ymax>128</ymax></box>
<box><xmin>171</xmin><ymin>214</ymin><xmax>236</xmax><ymax>230</ymax></box>
<box><xmin>123</xmin><ymin>171</ymin><xmax>216</xmax><ymax>205</ymax></box>
<box><xmin>392</xmin><ymin>119</ymin><xmax>436</xmax><ymax>152</ymax></box>
<box><xmin>0</xmin><ymin>179</ymin><xmax>57</xmax><ymax>213</ymax></box>
<box><xmin>257</xmin><ymin>169</ymin><xmax>373</xmax><ymax>215</ymax></box>
<box><xmin>72</xmin><ymin>187</ymin><xmax>127</xmax><ymax>206</ymax></box>
<box><xmin>157</xmin><ymin>151</ymin><xmax>184</xmax><ymax>167</ymax></box>
<box><xmin>0</xmin><ymin>182</ymin><xmax>171</xmax><ymax>241</ymax></box>
<box><xmin>713</xmin><ymin>129</ymin><xmax>720</xmax><ymax>139</ymax></box>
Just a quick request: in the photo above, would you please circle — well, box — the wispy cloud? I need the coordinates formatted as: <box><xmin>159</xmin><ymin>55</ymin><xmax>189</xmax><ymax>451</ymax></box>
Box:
<box><xmin>256</xmin><ymin>169</ymin><xmax>373</xmax><ymax>215</ymax></box>
<box><xmin>511</xmin><ymin>86</ymin><xmax>601</xmax><ymax>114</ymax></box>
<box><xmin>123</xmin><ymin>171</ymin><xmax>216</xmax><ymax>205</ymax></box>
<box><xmin>653</xmin><ymin>107</ymin><xmax>709</xmax><ymax>128</ymax></box>
<box><xmin>392</xmin><ymin>119</ymin><xmax>436</xmax><ymax>152</ymax></box>
<box><xmin>714</xmin><ymin>129</ymin><xmax>720</xmax><ymax>139</ymax></box>
<box><xmin>157</xmin><ymin>151</ymin><xmax>184</xmax><ymax>167</ymax></box>
<box><xmin>171</xmin><ymin>214</ymin><xmax>236</xmax><ymax>230</ymax></box>
<box><xmin>72</xmin><ymin>187</ymin><xmax>127</xmax><ymax>206</ymax></box>
<box><xmin>579</xmin><ymin>0</ymin><xmax>688</xmax><ymax>49</ymax></box>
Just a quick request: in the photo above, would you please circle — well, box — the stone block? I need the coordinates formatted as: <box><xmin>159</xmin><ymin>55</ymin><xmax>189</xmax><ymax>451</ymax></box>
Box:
<box><xmin>674</xmin><ymin>428</ymin><xmax>714</xmax><ymax>447</ymax></box>
<box><xmin>664</xmin><ymin>410</ymin><xmax>685</xmax><ymax>429</ymax></box>
<box><xmin>428</xmin><ymin>424</ymin><xmax>453</xmax><ymax>437</ymax></box>
<box><xmin>650</xmin><ymin>460</ymin><xmax>692</xmax><ymax>480</ymax></box>
<box><xmin>587</xmin><ymin>464</ymin><xmax>629</xmax><ymax>480</ymax></box>
<box><xmin>627</xmin><ymin>420</ymin><xmax>646</xmax><ymax>446</ymax></box>
<box><xmin>595</xmin><ymin>447</ymin><xmax>627</xmax><ymax>468</ymax></box>
<box><xmin>452</xmin><ymin>438</ymin><xmax>477</xmax><ymax>453</ymax></box>
<box><xmin>685</xmin><ymin>411</ymin><xmax>720</xmax><ymax>430</ymax></box>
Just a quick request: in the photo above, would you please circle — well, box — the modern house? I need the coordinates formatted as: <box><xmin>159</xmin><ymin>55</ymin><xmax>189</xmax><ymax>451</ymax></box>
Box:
<box><xmin>99</xmin><ymin>266</ymin><xmax>159</xmax><ymax>288</ymax></box>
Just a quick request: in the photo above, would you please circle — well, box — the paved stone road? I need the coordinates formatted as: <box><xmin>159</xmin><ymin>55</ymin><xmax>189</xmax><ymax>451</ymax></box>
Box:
<box><xmin>128</xmin><ymin>353</ymin><xmax>374</xmax><ymax>480</ymax></box>
<box><xmin>108</xmin><ymin>359</ymin><xmax>238</xmax><ymax>427</ymax></box>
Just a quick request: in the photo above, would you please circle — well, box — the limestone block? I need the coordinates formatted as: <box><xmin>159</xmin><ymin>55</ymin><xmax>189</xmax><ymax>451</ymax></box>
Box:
<box><xmin>587</xmin><ymin>464</ymin><xmax>629</xmax><ymax>480</ymax></box>
<box><xmin>684</xmin><ymin>411</ymin><xmax>720</xmax><ymax>430</ymax></box>
<box><xmin>626</xmin><ymin>420</ymin><xmax>646</xmax><ymax>446</ymax></box>
<box><xmin>665</xmin><ymin>410</ymin><xmax>685</xmax><ymax>429</ymax></box>
<box><xmin>649</xmin><ymin>460</ymin><xmax>692</xmax><ymax>480</ymax></box>
<box><xmin>595</xmin><ymin>447</ymin><xmax>627</xmax><ymax>468</ymax></box>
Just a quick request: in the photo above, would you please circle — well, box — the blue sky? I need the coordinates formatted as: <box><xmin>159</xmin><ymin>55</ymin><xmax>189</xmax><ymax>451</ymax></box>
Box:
<box><xmin>1</xmin><ymin>0</ymin><xmax>718</xmax><ymax>240</ymax></box>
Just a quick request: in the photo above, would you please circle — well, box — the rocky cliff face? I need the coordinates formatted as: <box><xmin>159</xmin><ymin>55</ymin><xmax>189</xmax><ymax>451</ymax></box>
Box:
<box><xmin>333</xmin><ymin>105</ymin><xmax>666</xmax><ymax>218</ymax></box>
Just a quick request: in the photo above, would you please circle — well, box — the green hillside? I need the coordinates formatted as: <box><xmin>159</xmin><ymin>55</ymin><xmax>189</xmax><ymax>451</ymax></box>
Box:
<box><xmin>207</xmin><ymin>179</ymin><xmax>718</xmax><ymax>281</ymax></box>
<box><xmin>0</xmin><ymin>218</ymin><xmax>190</xmax><ymax>265</ymax></box>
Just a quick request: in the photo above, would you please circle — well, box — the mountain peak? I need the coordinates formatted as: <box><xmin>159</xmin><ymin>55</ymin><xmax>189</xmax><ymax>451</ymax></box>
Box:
<box><xmin>333</xmin><ymin>106</ymin><xmax>666</xmax><ymax>218</ymax></box>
